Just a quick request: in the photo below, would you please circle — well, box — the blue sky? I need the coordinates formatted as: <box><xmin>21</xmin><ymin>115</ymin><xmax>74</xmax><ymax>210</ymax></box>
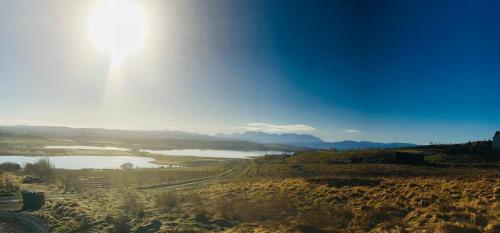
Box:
<box><xmin>0</xmin><ymin>0</ymin><xmax>499</xmax><ymax>144</ymax></box>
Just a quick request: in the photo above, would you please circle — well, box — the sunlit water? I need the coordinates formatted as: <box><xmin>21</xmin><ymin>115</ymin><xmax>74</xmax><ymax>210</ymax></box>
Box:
<box><xmin>141</xmin><ymin>149</ymin><xmax>293</xmax><ymax>159</ymax></box>
<box><xmin>45</xmin><ymin>145</ymin><xmax>130</xmax><ymax>151</ymax></box>
<box><xmin>0</xmin><ymin>155</ymin><xmax>165</xmax><ymax>170</ymax></box>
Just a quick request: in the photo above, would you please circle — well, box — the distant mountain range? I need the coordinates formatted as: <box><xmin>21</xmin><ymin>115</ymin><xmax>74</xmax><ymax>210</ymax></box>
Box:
<box><xmin>0</xmin><ymin>125</ymin><xmax>416</xmax><ymax>150</ymax></box>
<box><xmin>216</xmin><ymin>131</ymin><xmax>323</xmax><ymax>144</ymax></box>
<box><xmin>217</xmin><ymin>131</ymin><xmax>416</xmax><ymax>150</ymax></box>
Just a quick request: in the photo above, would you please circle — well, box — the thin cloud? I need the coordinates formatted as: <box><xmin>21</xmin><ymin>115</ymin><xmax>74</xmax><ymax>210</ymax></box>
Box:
<box><xmin>0</xmin><ymin>119</ymin><xmax>58</xmax><ymax>126</ymax></box>
<box><xmin>241</xmin><ymin>123</ymin><xmax>316</xmax><ymax>133</ymax></box>
<box><xmin>345</xmin><ymin>129</ymin><xmax>360</xmax><ymax>133</ymax></box>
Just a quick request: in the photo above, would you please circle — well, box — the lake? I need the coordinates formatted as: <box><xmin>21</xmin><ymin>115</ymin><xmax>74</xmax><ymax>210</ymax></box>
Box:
<box><xmin>141</xmin><ymin>149</ymin><xmax>293</xmax><ymax>159</ymax></box>
<box><xmin>43</xmin><ymin>146</ymin><xmax>292</xmax><ymax>159</ymax></box>
<box><xmin>0</xmin><ymin>155</ymin><xmax>162</xmax><ymax>170</ymax></box>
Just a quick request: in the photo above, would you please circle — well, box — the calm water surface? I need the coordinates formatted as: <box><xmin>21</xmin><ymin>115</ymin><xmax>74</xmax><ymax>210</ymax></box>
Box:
<box><xmin>43</xmin><ymin>146</ymin><xmax>292</xmax><ymax>159</ymax></box>
<box><xmin>141</xmin><ymin>149</ymin><xmax>292</xmax><ymax>159</ymax></box>
<box><xmin>0</xmin><ymin>155</ymin><xmax>160</xmax><ymax>169</ymax></box>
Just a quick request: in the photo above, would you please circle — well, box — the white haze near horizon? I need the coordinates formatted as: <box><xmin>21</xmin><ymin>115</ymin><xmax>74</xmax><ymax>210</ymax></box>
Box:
<box><xmin>45</xmin><ymin>145</ymin><xmax>130</xmax><ymax>151</ymax></box>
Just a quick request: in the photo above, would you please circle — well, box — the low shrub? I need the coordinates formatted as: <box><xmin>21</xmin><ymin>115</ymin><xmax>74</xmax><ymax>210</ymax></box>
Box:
<box><xmin>0</xmin><ymin>162</ymin><xmax>21</xmax><ymax>172</ymax></box>
<box><xmin>25</xmin><ymin>157</ymin><xmax>55</xmax><ymax>182</ymax></box>
<box><xmin>154</xmin><ymin>191</ymin><xmax>181</xmax><ymax>213</ymax></box>
<box><xmin>429</xmin><ymin>222</ymin><xmax>481</xmax><ymax>233</ymax></box>
<box><xmin>299</xmin><ymin>204</ymin><xmax>353</xmax><ymax>229</ymax></box>
<box><xmin>361</xmin><ymin>205</ymin><xmax>407</xmax><ymax>227</ymax></box>
<box><xmin>109</xmin><ymin>215</ymin><xmax>131</xmax><ymax>233</ymax></box>
<box><xmin>215</xmin><ymin>195</ymin><xmax>297</xmax><ymax>222</ymax></box>
<box><xmin>121</xmin><ymin>191</ymin><xmax>144</xmax><ymax>218</ymax></box>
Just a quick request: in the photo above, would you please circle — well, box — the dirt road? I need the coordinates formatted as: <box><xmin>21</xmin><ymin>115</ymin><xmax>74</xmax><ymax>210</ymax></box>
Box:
<box><xmin>136</xmin><ymin>160</ymin><xmax>250</xmax><ymax>191</ymax></box>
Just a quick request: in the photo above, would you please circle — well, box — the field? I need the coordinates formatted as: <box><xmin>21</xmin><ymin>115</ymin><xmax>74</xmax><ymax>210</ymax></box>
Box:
<box><xmin>1</xmin><ymin>146</ymin><xmax>492</xmax><ymax>233</ymax></box>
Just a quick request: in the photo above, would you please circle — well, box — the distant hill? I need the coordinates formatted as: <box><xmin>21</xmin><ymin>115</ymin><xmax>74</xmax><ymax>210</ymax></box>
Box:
<box><xmin>0</xmin><ymin>125</ymin><xmax>416</xmax><ymax>151</ymax></box>
<box><xmin>0</xmin><ymin>125</ymin><xmax>292</xmax><ymax>151</ymax></box>
<box><xmin>0</xmin><ymin>125</ymin><xmax>218</xmax><ymax>141</ymax></box>
<box><xmin>217</xmin><ymin>131</ymin><xmax>416</xmax><ymax>150</ymax></box>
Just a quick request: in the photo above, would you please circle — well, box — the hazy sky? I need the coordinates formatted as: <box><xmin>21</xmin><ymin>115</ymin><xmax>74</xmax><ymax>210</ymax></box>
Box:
<box><xmin>1</xmin><ymin>0</ymin><xmax>499</xmax><ymax>144</ymax></box>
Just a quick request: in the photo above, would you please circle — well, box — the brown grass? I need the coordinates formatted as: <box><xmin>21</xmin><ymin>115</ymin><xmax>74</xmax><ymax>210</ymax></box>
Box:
<box><xmin>28</xmin><ymin>150</ymin><xmax>500</xmax><ymax>233</ymax></box>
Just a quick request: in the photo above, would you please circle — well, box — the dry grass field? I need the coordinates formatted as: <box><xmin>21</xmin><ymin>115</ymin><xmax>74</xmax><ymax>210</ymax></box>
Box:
<box><xmin>27</xmin><ymin>148</ymin><xmax>500</xmax><ymax>233</ymax></box>
<box><xmin>197</xmin><ymin>176</ymin><xmax>499</xmax><ymax>232</ymax></box>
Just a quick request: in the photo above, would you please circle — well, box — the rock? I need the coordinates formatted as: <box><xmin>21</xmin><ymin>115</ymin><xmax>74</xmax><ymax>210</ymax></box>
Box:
<box><xmin>194</xmin><ymin>212</ymin><xmax>210</xmax><ymax>224</ymax></box>
<box><xmin>210</xmin><ymin>218</ymin><xmax>233</xmax><ymax>228</ymax></box>
<box><xmin>135</xmin><ymin>220</ymin><xmax>162</xmax><ymax>233</ymax></box>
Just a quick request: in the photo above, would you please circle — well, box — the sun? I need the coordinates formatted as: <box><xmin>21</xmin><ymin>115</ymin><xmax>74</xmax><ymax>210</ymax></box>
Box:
<box><xmin>88</xmin><ymin>0</ymin><xmax>147</xmax><ymax>67</ymax></box>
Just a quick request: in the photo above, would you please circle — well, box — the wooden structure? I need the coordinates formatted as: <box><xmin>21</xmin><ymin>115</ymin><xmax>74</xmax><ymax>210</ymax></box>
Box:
<box><xmin>79</xmin><ymin>177</ymin><xmax>104</xmax><ymax>189</ymax></box>
<box><xmin>493</xmin><ymin>131</ymin><xmax>500</xmax><ymax>150</ymax></box>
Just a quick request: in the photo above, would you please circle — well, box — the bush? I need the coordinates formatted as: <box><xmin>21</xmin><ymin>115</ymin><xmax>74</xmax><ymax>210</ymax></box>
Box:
<box><xmin>78</xmin><ymin>217</ymin><xmax>92</xmax><ymax>231</ymax></box>
<box><xmin>429</xmin><ymin>222</ymin><xmax>481</xmax><ymax>233</ymax></box>
<box><xmin>136</xmin><ymin>209</ymin><xmax>145</xmax><ymax>219</ymax></box>
<box><xmin>121</xmin><ymin>191</ymin><xmax>144</xmax><ymax>218</ymax></box>
<box><xmin>109</xmin><ymin>215</ymin><xmax>130</xmax><ymax>233</ymax></box>
<box><xmin>120</xmin><ymin>162</ymin><xmax>133</xmax><ymax>170</ymax></box>
<box><xmin>25</xmin><ymin>157</ymin><xmax>55</xmax><ymax>182</ymax></box>
<box><xmin>299</xmin><ymin>204</ymin><xmax>353</xmax><ymax>229</ymax></box>
<box><xmin>215</xmin><ymin>195</ymin><xmax>297</xmax><ymax>222</ymax></box>
<box><xmin>155</xmin><ymin>191</ymin><xmax>181</xmax><ymax>213</ymax></box>
<box><xmin>361</xmin><ymin>205</ymin><xmax>407</xmax><ymax>227</ymax></box>
<box><xmin>194</xmin><ymin>211</ymin><xmax>210</xmax><ymax>223</ymax></box>
<box><xmin>0</xmin><ymin>162</ymin><xmax>21</xmax><ymax>172</ymax></box>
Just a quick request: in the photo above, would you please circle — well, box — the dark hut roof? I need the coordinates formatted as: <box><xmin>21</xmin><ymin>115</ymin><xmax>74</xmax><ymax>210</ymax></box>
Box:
<box><xmin>495</xmin><ymin>131</ymin><xmax>500</xmax><ymax>137</ymax></box>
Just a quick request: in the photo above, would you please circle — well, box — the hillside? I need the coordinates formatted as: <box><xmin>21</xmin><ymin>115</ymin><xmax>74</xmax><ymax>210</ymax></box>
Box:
<box><xmin>219</xmin><ymin>131</ymin><xmax>416</xmax><ymax>150</ymax></box>
<box><xmin>293</xmin><ymin>140</ymin><xmax>417</xmax><ymax>150</ymax></box>
<box><xmin>0</xmin><ymin>125</ymin><xmax>292</xmax><ymax>151</ymax></box>
<box><xmin>0</xmin><ymin>125</ymin><xmax>417</xmax><ymax>151</ymax></box>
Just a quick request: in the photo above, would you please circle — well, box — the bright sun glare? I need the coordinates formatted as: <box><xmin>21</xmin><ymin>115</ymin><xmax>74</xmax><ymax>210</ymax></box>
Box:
<box><xmin>88</xmin><ymin>0</ymin><xmax>147</xmax><ymax>67</ymax></box>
